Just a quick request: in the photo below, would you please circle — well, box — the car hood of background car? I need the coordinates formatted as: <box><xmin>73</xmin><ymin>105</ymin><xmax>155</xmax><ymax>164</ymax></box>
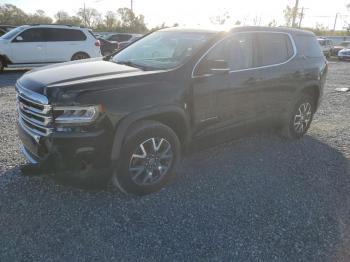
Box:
<box><xmin>17</xmin><ymin>58</ymin><xmax>162</xmax><ymax>94</ymax></box>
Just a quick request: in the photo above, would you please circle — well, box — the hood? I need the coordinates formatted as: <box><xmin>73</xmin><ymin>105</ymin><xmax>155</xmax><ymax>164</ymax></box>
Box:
<box><xmin>17</xmin><ymin>58</ymin><xmax>151</xmax><ymax>94</ymax></box>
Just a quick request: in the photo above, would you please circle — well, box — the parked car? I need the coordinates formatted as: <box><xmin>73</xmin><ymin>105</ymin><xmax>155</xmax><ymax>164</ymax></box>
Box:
<box><xmin>16</xmin><ymin>26</ymin><xmax>327</xmax><ymax>195</ymax></box>
<box><xmin>317</xmin><ymin>38</ymin><xmax>333</xmax><ymax>58</ymax></box>
<box><xmin>0</xmin><ymin>25</ymin><xmax>16</xmax><ymax>37</ymax></box>
<box><xmin>118</xmin><ymin>37</ymin><xmax>142</xmax><ymax>49</ymax></box>
<box><xmin>332</xmin><ymin>41</ymin><xmax>350</xmax><ymax>56</ymax></box>
<box><xmin>338</xmin><ymin>48</ymin><xmax>350</xmax><ymax>60</ymax></box>
<box><xmin>98</xmin><ymin>37</ymin><xmax>118</xmax><ymax>56</ymax></box>
<box><xmin>0</xmin><ymin>24</ymin><xmax>101</xmax><ymax>71</ymax></box>
<box><xmin>104</xmin><ymin>33</ymin><xmax>142</xmax><ymax>43</ymax></box>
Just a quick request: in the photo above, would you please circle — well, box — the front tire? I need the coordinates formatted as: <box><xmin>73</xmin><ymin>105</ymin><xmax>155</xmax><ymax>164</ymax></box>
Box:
<box><xmin>111</xmin><ymin>120</ymin><xmax>181</xmax><ymax>195</ymax></box>
<box><xmin>281</xmin><ymin>95</ymin><xmax>315</xmax><ymax>139</ymax></box>
<box><xmin>71</xmin><ymin>52</ymin><xmax>90</xmax><ymax>61</ymax></box>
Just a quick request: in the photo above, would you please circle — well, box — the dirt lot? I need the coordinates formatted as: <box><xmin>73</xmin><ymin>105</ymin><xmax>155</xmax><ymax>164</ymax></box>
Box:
<box><xmin>0</xmin><ymin>62</ymin><xmax>349</xmax><ymax>261</ymax></box>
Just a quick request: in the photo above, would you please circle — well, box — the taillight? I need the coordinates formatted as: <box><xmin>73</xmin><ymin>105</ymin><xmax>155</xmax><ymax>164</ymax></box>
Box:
<box><xmin>95</xmin><ymin>40</ymin><xmax>101</xmax><ymax>47</ymax></box>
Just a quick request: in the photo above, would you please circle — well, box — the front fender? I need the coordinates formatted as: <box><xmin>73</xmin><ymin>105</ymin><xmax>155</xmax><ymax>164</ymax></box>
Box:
<box><xmin>110</xmin><ymin>105</ymin><xmax>190</xmax><ymax>161</ymax></box>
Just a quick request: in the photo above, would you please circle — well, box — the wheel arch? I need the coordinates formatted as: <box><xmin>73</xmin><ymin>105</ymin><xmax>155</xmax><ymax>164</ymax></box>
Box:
<box><xmin>110</xmin><ymin>106</ymin><xmax>191</xmax><ymax>161</ymax></box>
<box><xmin>71</xmin><ymin>51</ymin><xmax>90</xmax><ymax>61</ymax></box>
<box><xmin>299</xmin><ymin>84</ymin><xmax>321</xmax><ymax>109</ymax></box>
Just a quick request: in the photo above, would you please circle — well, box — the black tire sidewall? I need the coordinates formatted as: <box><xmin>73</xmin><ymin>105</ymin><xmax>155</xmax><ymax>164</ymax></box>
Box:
<box><xmin>286</xmin><ymin>95</ymin><xmax>315</xmax><ymax>139</ymax></box>
<box><xmin>72</xmin><ymin>52</ymin><xmax>89</xmax><ymax>61</ymax></box>
<box><xmin>115</xmin><ymin>123</ymin><xmax>181</xmax><ymax>195</ymax></box>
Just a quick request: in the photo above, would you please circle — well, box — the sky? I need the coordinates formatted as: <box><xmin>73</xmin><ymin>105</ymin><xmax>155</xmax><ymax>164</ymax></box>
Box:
<box><xmin>1</xmin><ymin>0</ymin><xmax>350</xmax><ymax>30</ymax></box>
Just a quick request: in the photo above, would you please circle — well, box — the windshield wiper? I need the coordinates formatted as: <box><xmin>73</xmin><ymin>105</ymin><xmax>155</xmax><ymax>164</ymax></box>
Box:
<box><xmin>115</xmin><ymin>60</ymin><xmax>150</xmax><ymax>70</ymax></box>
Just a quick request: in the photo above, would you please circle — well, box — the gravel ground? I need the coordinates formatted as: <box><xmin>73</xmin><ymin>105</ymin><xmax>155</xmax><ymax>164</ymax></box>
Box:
<box><xmin>0</xmin><ymin>62</ymin><xmax>349</xmax><ymax>261</ymax></box>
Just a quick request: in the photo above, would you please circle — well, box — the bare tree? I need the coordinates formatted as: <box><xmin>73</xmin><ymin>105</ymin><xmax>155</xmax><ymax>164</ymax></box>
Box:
<box><xmin>283</xmin><ymin>5</ymin><xmax>301</xmax><ymax>27</ymax></box>
<box><xmin>77</xmin><ymin>7</ymin><xmax>101</xmax><ymax>27</ymax></box>
<box><xmin>210</xmin><ymin>9</ymin><xmax>230</xmax><ymax>25</ymax></box>
<box><xmin>0</xmin><ymin>4</ymin><xmax>28</xmax><ymax>25</ymax></box>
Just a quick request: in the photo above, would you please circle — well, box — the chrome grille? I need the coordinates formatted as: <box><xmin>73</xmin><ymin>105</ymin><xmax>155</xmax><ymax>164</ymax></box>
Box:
<box><xmin>16</xmin><ymin>83</ymin><xmax>53</xmax><ymax>137</ymax></box>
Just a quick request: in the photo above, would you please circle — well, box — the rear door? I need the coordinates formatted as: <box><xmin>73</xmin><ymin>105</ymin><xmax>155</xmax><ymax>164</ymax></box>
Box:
<box><xmin>9</xmin><ymin>28</ymin><xmax>47</xmax><ymax>64</ymax></box>
<box><xmin>253</xmin><ymin>32</ymin><xmax>296</xmax><ymax>117</ymax></box>
<box><xmin>45</xmin><ymin>28</ymin><xmax>88</xmax><ymax>62</ymax></box>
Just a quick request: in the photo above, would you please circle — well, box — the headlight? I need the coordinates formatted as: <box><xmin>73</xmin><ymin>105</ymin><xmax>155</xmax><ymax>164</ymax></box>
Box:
<box><xmin>54</xmin><ymin>105</ymin><xmax>102</xmax><ymax>125</ymax></box>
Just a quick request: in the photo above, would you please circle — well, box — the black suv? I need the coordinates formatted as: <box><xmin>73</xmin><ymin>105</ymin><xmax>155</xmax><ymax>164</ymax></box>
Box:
<box><xmin>16</xmin><ymin>26</ymin><xmax>328</xmax><ymax>195</ymax></box>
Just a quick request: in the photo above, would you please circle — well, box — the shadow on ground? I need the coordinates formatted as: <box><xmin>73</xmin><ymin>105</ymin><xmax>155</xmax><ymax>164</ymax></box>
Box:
<box><xmin>0</xmin><ymin>133</ymin><xmax>349</xmax><ymax>261</ymax></box>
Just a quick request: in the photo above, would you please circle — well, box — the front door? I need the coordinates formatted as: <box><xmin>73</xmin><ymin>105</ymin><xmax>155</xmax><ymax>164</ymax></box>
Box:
<box><xmin>9</xmin><ymin>28</ymin><xmax>47</xmax><ymax>64</ymax></box>
<box><xmin>192</xmin><ymin>32</ymin><xmax>259</xmax><ymax>133</ymax></box>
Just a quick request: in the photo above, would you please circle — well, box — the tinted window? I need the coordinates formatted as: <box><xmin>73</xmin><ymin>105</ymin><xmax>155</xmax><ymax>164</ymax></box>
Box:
<box><xmin>294</xmin><ymin>35</ymin><xmax>323</xmax><ymax>58</ymax></box>
<box><xmin>46</xmin><ymin>29</ymin><xmax>86</xmax><ymax>41</ymax></box>
<box><xmin>256</xmin><ymin>33</ymin><xmax>294</xmax><ymax>67</ymax></box>
<box><xmin>203</xmin><ymin>33</ymin><xmax>254</xmax><ymax>71</ymax></box>
<box><xmin>109</xmin><ymin>34</ymin><xmax>132</xmax><ymax>42</ymax></box>
<box><xmin>16</xmin><ymin>28</ymin><xmax>47</xmax><ymax>42</ymax></box>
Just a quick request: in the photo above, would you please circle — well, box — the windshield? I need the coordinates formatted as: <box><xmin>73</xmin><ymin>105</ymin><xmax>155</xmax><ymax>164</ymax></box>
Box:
<box><xmin>112</xmin><ymin>31</ymin><xmax>215</xmax><ymax>70</ymax></box>
<box><xmin>0</xmin><ymin>26</ymin><xmax>24</xmax><ymax>40</ymax></box>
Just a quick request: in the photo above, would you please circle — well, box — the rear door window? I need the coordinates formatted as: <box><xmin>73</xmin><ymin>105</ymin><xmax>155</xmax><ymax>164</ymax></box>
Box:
<box><xmin>46</xmin><ymin>28</ymin><xmax>87</xmax><ymax>41</ymax></box>
<box><xmin>256</xmin><ymin>32</ymin><xmax>294</xmax><ymax>67</ymax></box>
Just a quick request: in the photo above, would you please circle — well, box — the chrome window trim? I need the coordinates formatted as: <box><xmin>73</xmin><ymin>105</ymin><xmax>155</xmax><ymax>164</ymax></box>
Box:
<box><xmin>192</xmin><ymin>31</ymin><xmax>297</xmax><ymax>78</ymax></box>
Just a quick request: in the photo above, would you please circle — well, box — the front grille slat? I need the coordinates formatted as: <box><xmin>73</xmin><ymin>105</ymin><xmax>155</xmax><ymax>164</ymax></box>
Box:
<box><xmin>16</xmin><ymin>83</ymin><xmax>52</xmax><ymax>137</ymax></box>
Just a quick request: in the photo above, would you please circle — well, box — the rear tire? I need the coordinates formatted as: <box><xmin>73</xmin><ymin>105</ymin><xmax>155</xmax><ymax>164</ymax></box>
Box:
<box><xmin>0</xmin><ymin>57</ymin><xmax>4</xmax><ymax>73</ymax></box>
<box><xmin>111</xmin><ymin>120</ymin><xmax>181</xmax><ymax>196</ymax></box>
<box><xmin>71</xmin><ymin>52</ymin><xmax>90</xmax><ymax>61</ymax></box>
<box><xmin>281</xmin><ymin>94</ymin><xmax>315</xmax><ymax>140</ymax></box>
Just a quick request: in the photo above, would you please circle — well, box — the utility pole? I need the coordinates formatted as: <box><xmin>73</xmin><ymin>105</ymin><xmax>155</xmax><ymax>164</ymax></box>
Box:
<box><xmin>131</xmin><ymin>0</ymin><xmax>133</xmax><ymax>12</ymax></box>
<box><xmin>298</xmin><ymin>7</ymin><xmax>304</xmax><ymax>28</ymax></box>
<box><xmin>83</xmin><ymin>3</ymin><xmax>87</xmax><ymax>26</ymax></box>
<box><xmin>333</xmin><ymin>13</ymin><xmax>339</xmax><ymax>31</ymax></box>
<box><xmin>292</xmin><ymin>0</ymin><xmax>300</xmax><ymax>28</ymax></box>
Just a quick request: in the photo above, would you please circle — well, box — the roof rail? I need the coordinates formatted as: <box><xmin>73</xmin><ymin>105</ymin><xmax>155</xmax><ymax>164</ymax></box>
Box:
<box><xmin>28</xmin><ymin>24</ymin><xmax>86</xmax><ymax>28</ymax></box>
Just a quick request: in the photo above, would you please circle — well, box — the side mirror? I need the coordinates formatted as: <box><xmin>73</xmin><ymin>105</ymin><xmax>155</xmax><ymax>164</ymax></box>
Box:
<box><xmin>15</xmin><ymin>36</ymin><xmax>23</xmax><ymax>42</ymax></box>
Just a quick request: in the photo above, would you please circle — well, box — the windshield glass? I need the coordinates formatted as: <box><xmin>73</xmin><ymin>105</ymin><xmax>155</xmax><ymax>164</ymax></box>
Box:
<box><xmin>112</xmin><ymin>31</ymin><xmax>215</xmax><ymax>70</ymax></box>
<box><xmin>0</xmin><ymin>26</ymin><xmax>24</xmax><ymax>40</ymax></box>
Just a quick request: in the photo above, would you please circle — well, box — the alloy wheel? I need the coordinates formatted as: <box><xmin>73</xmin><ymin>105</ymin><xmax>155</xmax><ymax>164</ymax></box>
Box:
<box><xmin>129</xmin><ymin>137</ymin><xmax>173</xmax><ymax>186</ymax></box>
<box><xmin>293</xmin><ymin>102</ymin><xmax>312</xmax><ymax>134</ymax></box>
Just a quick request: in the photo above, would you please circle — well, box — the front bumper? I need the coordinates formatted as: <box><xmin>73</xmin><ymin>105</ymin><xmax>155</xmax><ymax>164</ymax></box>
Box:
<box><xmin>18</xmin><ymin>119</ymin><xmax>113</xmax><ymax>172</ymax></box>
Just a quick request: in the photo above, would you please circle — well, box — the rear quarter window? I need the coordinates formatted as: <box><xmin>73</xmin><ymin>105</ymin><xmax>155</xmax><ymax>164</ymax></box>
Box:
<box><xmin>256</xmin><ymin>32</ymin><xmax>294</xmax><ymax>67</ymax></box>
<box><xmin>294</xmin><ymin>34</ymin><xmax>323</xmax><ymax>58</ymax></box>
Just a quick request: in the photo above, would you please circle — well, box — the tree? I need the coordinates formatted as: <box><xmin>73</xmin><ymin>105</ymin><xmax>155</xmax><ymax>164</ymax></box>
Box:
<box><xmin>210</xmin><ymin>9</ymin><xmax>230</xmax><ymax>25</ymax></box>
<box><xmin>116</xmin><ymin>8</ymin><xmax>147</xmax><ymax>33</ymax></box>
<box><xmin>27</xmin><ymin>10</ymin><xmax>53</xmax><ymax>24</ymax></box>
<box><xmin>0</xmin><ymin>4</ymin><xmax>28</xmax><ymax>25</ymax></box>
<box><xmin>268</xmin><ymin>19</ymin><xmax>277</xmax><ymax>27</ymax></box>
<box><xmin>54</xmin><ymin>11</ymin><xmax>82</xmax><ymax>26</ymax></box>
<box><xmin>283</xmin><ymin>5</ymin><xmax>301</xmax><ymax>27</ymax></box>
<box><xmin>77</xmin><ymin>7</ymin><xmax>101</xmax><ymax>27</ymax></box>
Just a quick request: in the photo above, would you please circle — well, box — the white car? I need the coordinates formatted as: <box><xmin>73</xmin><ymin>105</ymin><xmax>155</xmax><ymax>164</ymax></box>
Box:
<box><xmin>0</xmin><ymin>25</ymin><xmax>101</xmax><ymax>71</ymax></box>
<box><xmin>317</xmin><ymin>38</ymin><xmax>333</xmax><ymax>58</ymax></box>
<box><xmin>338</xmin><ymin>48</ymin><xmax>350</xmax><ymax>60</ymax></box>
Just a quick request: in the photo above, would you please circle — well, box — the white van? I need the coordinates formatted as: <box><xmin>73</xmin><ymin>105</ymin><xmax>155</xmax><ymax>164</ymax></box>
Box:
<box><xmin>0</xmin><ymin>24</ymin><xmax>101</xmax><ymax>71</ymax></box>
